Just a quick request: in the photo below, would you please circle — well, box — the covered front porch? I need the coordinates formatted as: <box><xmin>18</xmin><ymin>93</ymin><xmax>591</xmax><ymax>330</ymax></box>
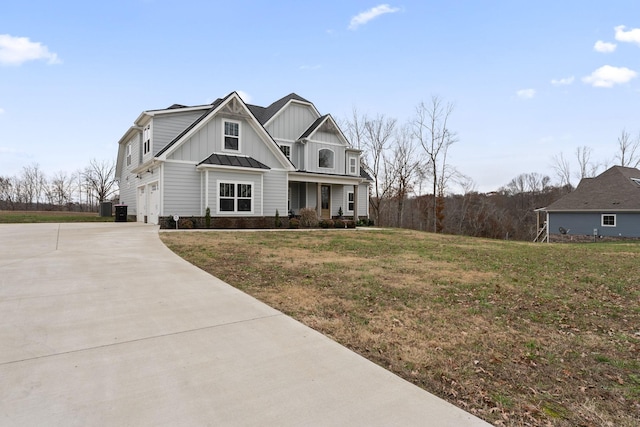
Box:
<box><xmin>288</xmin><ymin>172</ymin><xmax>364</xmax><ymax>220</ymax></box>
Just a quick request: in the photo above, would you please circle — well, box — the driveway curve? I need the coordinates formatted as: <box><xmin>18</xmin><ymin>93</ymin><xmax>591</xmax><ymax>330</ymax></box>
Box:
<box><xmin>0</xmin><ymin>222</ymin><xmax>490</xmax><ymax>426</ymax></box>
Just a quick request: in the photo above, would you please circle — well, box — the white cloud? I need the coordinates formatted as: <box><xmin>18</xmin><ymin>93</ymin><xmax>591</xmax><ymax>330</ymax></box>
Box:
<box><xmin>551</xmin><ymin>76</ymin><xmax>575</xmax><ymax>86</ymax></box>
<box><xmin>594</xmin><ymin>40</ymin><xmax>617</xmax><ymax>53</ymax></box>
<box><xmin>614</xmin><ymin>25</ymin><xmax>640</xmax><ymax>45</ymax></box>
<box><xmin>582</xmin><ymin>65</ymin><xmax>637</xmax><ymax>88</ymax></box>
<box><xmin>516</xmin><ymin>89</ymin><xmax>536</xmax><ymax>99</ymax></box>
<box><xmin>0</xmin><ymin>34</ymin><xmax>61</xmax><ymax>66</ymax></box>
<box><xmin>349</xmin><ymin>4</ymin><xmax>400</xmax><ymax>30</ymax></box>
<box><xmin>236</xmin><ymin>90</ymin><xmax>252</xmax><ymax>103</ymax></box>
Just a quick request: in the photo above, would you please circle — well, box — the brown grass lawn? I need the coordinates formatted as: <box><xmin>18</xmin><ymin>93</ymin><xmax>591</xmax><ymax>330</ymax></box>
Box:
<box><xmin>161</xmin><ymin>229</ymin><xmax>640</xmax><ymax>426</ymax></box>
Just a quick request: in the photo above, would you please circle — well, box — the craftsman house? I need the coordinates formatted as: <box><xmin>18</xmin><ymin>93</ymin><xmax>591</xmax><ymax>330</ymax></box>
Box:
<box><xmin>115</xmin><ymin>92</ymin><xmax>370</xmax><ymax>225</ymax></box>
<box><xmin>534</xmin><ymin>166</ymin><xmax>640</xmax><ymax>241</ymax></box>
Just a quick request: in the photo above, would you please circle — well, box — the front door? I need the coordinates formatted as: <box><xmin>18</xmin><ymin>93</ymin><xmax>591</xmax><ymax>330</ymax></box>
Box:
<box><xmin>321</xmin><ymin>185</ymin><xmax>331</xmax><ymax>219</ymax></box>
<box><xmin>137</xmin><ymin>186</ymin><xmax>146</xmax><ymax>222</ymax></box>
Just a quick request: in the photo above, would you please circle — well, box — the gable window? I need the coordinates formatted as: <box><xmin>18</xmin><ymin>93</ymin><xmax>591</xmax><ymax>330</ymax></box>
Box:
<box><xmin>347</xmin><ymin>191</ymin><xmax>355</xmax><ymax>212</ymax></box>
<box><xmin>126</xmin><ymin>144</ymin><xmax>132</xmax><ymax>166</ymax></box>
<box><xmin>143</xmin><ymin>124</ymin><xmax>151</xmax><ymax>155</ymax></box>
<box><xmin>224</xmin><ymin>121</ymin><xmax>240</xmax><ymax>151</ymax></box>
<box><xmin>280</xmin><ymin>144</ymin><xmax>291</xmax><ymax>159</ymax></box>
<box><xmin>602</xmin><ymin>214</ymin><xmax>616</xmax><ymax>227</ymax></box>
<box><xmin>319</xmin><ymin>149</ymin><xmax>334</xmax><ymax>169</ymax></box>
<box><xmin>219</xmin><ymin>181</ymin><xmax>253</xmax><ymax>213</ymax></box>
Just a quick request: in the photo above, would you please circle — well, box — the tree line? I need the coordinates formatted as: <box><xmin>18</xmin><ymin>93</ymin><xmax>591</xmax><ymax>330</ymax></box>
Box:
<box><xmin>344</xmin><ymin>97</ymin><xmax>640</xmax><ymax>241</ymax></box>
<box><xmin>0</xmin><ymin>159</ymin><xmax>117</xmax><ymax>211</ymax></box>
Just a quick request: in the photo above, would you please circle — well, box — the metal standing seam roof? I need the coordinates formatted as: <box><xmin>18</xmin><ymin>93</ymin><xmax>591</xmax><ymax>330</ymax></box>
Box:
<box><xmin>545</xmin><ymin>166</ymin><xmax>640</xmax><ymax>211</ymax></box>
<box><xmin>198</xmin><ymin>153</ymin><xmax>270</xmax><ymax>170</ymax></box>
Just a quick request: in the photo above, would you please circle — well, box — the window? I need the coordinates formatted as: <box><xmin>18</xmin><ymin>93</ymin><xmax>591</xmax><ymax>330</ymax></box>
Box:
<box><xmin>349</xmin><ymin>157</ymin><xmax>357</xmax><ymax>175</ymax></box>
<box><xmin>219</xmin><ymin>182</ymin><xmax>252</xmax><ymax>213</ymax></box>
<box><xmin>143</xmin><ymin>124</ymin><xmax>151</xmax><ymax>155</ymax></box>
<box><xmin>126</xmin><ymin>144</ymin><xmax>132</xmax><ymax>166</ymax></box>
<box><xmin>602</xmin><ymin>214</ymin><xmax>616</xmax><ymax>227</ymax></box>
<box><xmin>224</xmin><ymin>121</ymin><xmax>240</xmax><ymax>151</ymax></box>
<box><xmin>280</xmin><ymin>145</ymin><xmax>291</xmax><ymax>159</ymax></box>
<box><xmin>319</xmin><ymin>149</ymin><xmax>334</xmax><ymax>169</ymax></box>
<box><xmin>348</xmin><ymin>191</ymin><xmax>354</xmax><ymax>212</ymax></box>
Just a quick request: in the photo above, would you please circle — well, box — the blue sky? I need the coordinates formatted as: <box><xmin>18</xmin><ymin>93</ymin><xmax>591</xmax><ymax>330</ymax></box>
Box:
<box><xmin>1</xmin><ymin>0</ymin><xmax>639</xmax><ymax>192</ymax></box>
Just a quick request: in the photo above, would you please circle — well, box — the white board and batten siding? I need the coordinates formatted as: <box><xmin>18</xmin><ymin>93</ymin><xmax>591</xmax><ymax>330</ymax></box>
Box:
<box><xmin>168</xmin><ymin>116</ymin><xmax>283</xmax><ymax>169</ymax></box>
<box><xmin>307</xmin><ymin>141</ymin><xmax>346</xmax><ymax>175</ymax></box>
<box><xmin>163</xmin><ymin>161</ymin><xmax>201</xmax><ymax>216</ymax></box>
<box><xmin>151</xmin><ymin>111</ymin><xmax>205</xmax><ymax>156</ymax></box>
<box><xmin>266</xmin><ymin>103</ymin><xmax>318</xmax><ymax>141</ymax></box>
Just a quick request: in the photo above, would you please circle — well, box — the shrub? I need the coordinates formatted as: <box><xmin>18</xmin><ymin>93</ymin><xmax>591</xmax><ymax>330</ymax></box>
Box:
<box><xmin>289</xmin><ymin>218</ymin><xmax>300</xmax><ymax>229</ymax></box>
<box><xmin>178</xmin><ymin>218</ymin><xmax>194</xmax><ymax>229</ymax></box>
<box><xmin>205</xmin><ymin>207</ymin><xmax>211</xmax><ymax>228</ymax></box>
<box><xmin>320</xmin><ymin>219</ymin><xmax>330</xmax><ymax>228</ymax></box>
<box><xmin>299</xmin><ymin>207</ymin><xmax>319</xmax><ymax>227</ymax></box>
<box><xmin>275</xmin><ymin>209</ymin><xmax>282</xmax><ymax>228</ymax></box>
<box><xmin>346</xmin><ymin>220</ymin><xmax>356</xmax><ymax>228</ymax></box>
<box><xmin>334</xmin><ymin>219</ymin><xmax>345</xmax><ymax>228</ymax></box>
<box><xmin>338</xmin><ymin>206</ymin><xmax>343</xmax><ymax>218</ymax></box>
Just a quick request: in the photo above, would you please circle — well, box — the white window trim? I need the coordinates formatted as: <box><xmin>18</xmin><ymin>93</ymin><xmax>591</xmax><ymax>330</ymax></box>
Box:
<box><xmin>347</xmin><ymin>190</ymin><xmax>354</xmax><ymax>212</ymax></box>
<box><xmin>222</xmin><ymin>119</ymin><xmax>241</xmax><ymax>153</ymax></box>
<box><xmin>279</xmin><ymin>143</ymin><xmax>292</xmax><ymax>159</ymax></box>
<box><xmin>348</xmin><ymin>156</ymin><xmax>357</xmax><ymax>175</ymax></box>
<box><xmin>126</xmin><ymin>144</ymin><xmax>132</xmax><ymax>167</ymax></box>
<box><xmin>601</xmin><ymin>214</ymin><xmax>616</xmax><ymax>227</ymax></box>
<box><xmin>216</xmin><ymin>180</ymin><xmax>254</xmax><ymax>215</ymax></box>
<box><xmin>143</xmin><ymin>124</ymin><xmax>151</xmax><ymax>155</ymax></box>
<box><xmin>318</xmin><ymin>148</ymin><xmax>335</xmax><ymax>170</ymax></box>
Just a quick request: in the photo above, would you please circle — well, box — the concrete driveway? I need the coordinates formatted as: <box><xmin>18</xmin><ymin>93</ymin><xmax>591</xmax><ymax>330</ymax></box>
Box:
<box><xmin>0</xmin><ymin>222</ymin><xmax>490</xmax><ymax>426</ymax></box>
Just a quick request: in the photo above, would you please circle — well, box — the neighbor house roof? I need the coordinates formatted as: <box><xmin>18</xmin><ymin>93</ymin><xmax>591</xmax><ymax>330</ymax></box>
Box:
<box><xmin>545</xmin><ymin>166</ymin><xmax>640</xmax><ymax>211</ymax></box>
<box><xmin>197</xmin><ymin>153</ymin><xmax>270</xmax><ymax>170</ymax></box>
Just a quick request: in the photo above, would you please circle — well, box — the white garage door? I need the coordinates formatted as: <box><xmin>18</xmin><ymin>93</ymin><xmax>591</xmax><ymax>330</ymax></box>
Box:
<box><xmin>137</xmin><ymin>186</ymin><xmax>146</xmax><ymax>223</ymax></box>
<box><xmin>148</xmin><ymin>182</ymin><xmax>160</xmax><ymax>225</ymax></box>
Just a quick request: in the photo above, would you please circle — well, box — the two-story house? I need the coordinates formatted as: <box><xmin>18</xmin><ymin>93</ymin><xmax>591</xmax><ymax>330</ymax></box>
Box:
<box><xmin>115</xmin><ymin>92</ymin><xmax>370</xmax><ymax>225</ymax></box>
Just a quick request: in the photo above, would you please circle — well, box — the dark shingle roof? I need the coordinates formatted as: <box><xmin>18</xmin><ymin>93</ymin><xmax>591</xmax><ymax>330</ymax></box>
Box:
<box><xmin>247</xmin><ymin>93</ymin><xmax>312</xmax><ymax>125</ymax></box>
<box><xmin>299</xmin><ymin>115</ymin><xmax>329</xmax><ymax>139</ymax></box>
<box><xmin>546</xmin><ymin>166</ymin><xmax>640</xmax><ymax>211</ymax></box>
<box><xmin>198</xmin><ymin>153</ymin><xmax>270</xmax><ymax>170</ymax></box>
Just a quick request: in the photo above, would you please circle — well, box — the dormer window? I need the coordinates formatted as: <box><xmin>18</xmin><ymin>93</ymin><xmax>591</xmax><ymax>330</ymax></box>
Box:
<box><xmin>143</xmin><ymin>124</ymin><xmax>151</xmax><ymax>155</ymax></box>
<box><xmin>349</xmin><ymin>157</ymin><xmax>357</xmax><ymax>175</ymax></box>
<box><xmin>319</xmin><ymin>148</ymin><xmax>334</xmax><ymax>169</ymax></box>
<box><xmin>224</xmin><ymin>120</ymin><xmax>240</xmax><ymax>151</ymax></box>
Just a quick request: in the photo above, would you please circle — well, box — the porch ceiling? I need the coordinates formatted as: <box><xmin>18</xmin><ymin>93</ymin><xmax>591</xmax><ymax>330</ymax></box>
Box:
<box><xmin>289</xmin><ymin>171</ymin><xmax>363</xmax><ymax>186</ymax></box>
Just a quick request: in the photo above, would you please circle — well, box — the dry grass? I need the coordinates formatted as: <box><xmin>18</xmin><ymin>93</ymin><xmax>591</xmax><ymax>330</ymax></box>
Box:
<box><xmin>161</xmin><ymin>228</ymin><xmax>640</xmax><ymax>426</ymax></box>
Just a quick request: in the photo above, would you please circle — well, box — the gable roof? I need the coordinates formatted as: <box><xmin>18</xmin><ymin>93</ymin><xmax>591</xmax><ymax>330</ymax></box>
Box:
<box><xmin>545</xmin><ymin>166</ymin><xmax>640</xmax><ymax>211</ymax></box>
<box><xmin>197</xmin><ymin>153</ymin><xmax>270</xmax><ymax>170</ymax></box>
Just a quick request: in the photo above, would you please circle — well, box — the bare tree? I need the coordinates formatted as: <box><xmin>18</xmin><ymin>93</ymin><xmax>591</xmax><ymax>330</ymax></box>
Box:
<box><xmin>388</xmin><ymin>125</ymin><xmax>421</xmax><ymax>227</ymax></box>
<box><xmin>45</xmin><ymin>171</ymin><xmax>75</xmax><ymax>207</ymax></box>
<box><xmin>615</xmin><ymin>129</ymin><xmax>640</xmax><ymax>168</ymax></box>
<box><xmin>551</xmin><ymin>152</ymin><xmax>572</xmax><ymax>187</ymax></box>
<box><xmin>21</xmin><ymin>163</ymin><xmax>46</xmax><ymax>209</ymax></box>
<box><xmin>411</xmin><ymin>96</ymin><xmax>458</xmax><ymax>232</ymax></box>
<box><xmin>83</xmin><ymin>159</ymin><xmax>117</xmax><ymax>204</ymax></box>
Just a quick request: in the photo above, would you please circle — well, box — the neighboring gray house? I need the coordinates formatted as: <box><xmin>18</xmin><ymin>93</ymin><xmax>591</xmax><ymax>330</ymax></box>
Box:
<box><xmin>115</xmin><ymin>92</ymin><xmax>370</xmax><ymax>225</ymax></box>
<box><xmin>535</xmin><ymin>166</ymin><xmax>640</xmax><ymax>241</ymax></box>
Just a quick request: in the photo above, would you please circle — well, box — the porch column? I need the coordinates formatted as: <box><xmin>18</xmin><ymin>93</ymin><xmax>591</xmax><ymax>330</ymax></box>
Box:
<box><xmin>353</xmin><ymin>184</ymin><xmax>359</xmax><ymax>222</ymax></box>
<box><xmin>316</xmin><ymin>182</ymin><xmax>322</xmax><ymax>218</ymax></box>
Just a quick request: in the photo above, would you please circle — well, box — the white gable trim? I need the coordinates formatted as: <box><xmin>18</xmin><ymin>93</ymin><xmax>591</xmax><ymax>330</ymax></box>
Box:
<box><xmin>302</xmin><ymin>115</ymin><xmax>355</xmax><ymax>149</ymax></box>
<box><xmin>156</xmin><ymin>92</ymin><xmax>294</xmax><ymax>171</ymax></box>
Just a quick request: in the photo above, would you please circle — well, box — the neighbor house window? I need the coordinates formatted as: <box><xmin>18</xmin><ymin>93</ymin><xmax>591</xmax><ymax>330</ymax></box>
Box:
<box><xmin>319</xmin><ymin>149</ymin><xmax>334</xmax><ymax>169</ymax></box>
<box><xmin>280</xmin><ymin>145</ymin><xmax>291</xmax><ymax>159</ymax></box>
<box><xmin>602</xmin><ymin>214</ymin><xmax>616</xmax><ymax>227</ymax></box>
<box><xmin>224</xmin><ymin>121</ymin><xmax>240</xmax><ymax>151</ymax></box>
<box><xmin>143</xmin><ymin>124</ymin><xmax>151</xmax><ymax>155</ymax></box>
<box><xmin>348</xmin><ymin>191</ymin><xmax>354</xmax><ymax>212</ymax></box>
<box><xmin>219</xmin><ymin>182</ymin><xmax>253</xmax><ymax>213</ymax></box>
<box><xmin>126</xmin><ymin>144</ymin><xmax>132</xmax><ymax>166</ymax></box>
